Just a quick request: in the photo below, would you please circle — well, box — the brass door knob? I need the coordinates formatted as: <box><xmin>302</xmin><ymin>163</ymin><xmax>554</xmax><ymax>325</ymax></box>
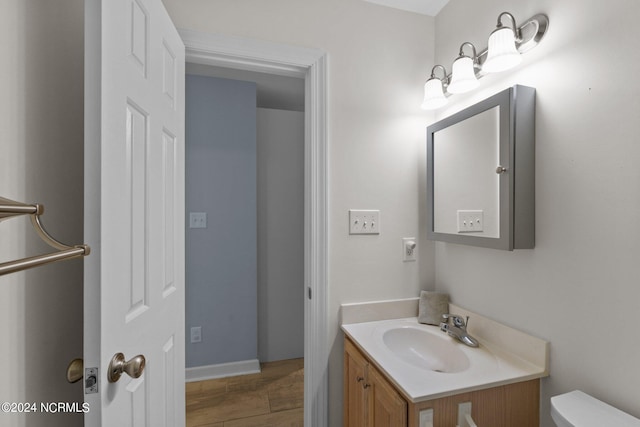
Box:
<box><xmin>107</xmin><ymin>353</ymin><xmax>146</xmax><ymax>383</ymax></box>
<box><xmin>66</xmin><ymin>358</ymin><xmax>84</xmax><ymax>384</ymax></box>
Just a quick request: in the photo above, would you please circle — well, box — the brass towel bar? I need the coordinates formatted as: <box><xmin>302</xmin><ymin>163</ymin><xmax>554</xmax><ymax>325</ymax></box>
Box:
<box><xmin>0</xmin><ymin>196</ymin><xmax>90</xmax><ymax>276</ymax></box>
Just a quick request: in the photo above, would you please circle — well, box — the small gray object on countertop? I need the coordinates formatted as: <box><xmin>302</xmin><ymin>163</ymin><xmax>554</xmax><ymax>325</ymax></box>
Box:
<box><xmin>418</xmin><ymin>291</ymin><xmax>449</xmax><ymax>326</ymax></box>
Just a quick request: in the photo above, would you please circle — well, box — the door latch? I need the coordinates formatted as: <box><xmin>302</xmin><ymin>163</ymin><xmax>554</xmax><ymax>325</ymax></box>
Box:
<box><xmin>85</xmin><ymin>367</ymin><xmax>98</xmax><ymax>394</ymax></box>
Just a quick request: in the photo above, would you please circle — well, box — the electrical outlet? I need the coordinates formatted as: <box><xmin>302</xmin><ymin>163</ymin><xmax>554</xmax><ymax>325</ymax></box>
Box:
<box><xmin>403</xmin><ymin>238</ymin><xmax>417</xmax><ymax>262</ymax></box>
<box><xmin>189</xmin><ymin>212</ymin><xmax>207</xmax><ymax>229</ymax></box>
<box><xmin>457</xmin><ymin>210</ymin><xmax>483</xmax><ymax>233</ymax></box>
<box><xmin>190</xmin><ymin>326</ymin><xmax>202</xmax><ymax>343</ymax></box>
<box><xmin>349</xmin><ymin>210</ymin><xmax>380</xmax><ymax>235</ymax></box>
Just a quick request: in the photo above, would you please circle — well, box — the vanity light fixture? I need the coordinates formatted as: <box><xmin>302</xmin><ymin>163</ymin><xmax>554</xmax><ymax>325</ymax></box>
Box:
<box><xmin>421</xmin><ymin>65</ymin><xmax>449</xmax><ymax>110</ymax></box>
<box><xmin>421</xmin><ymin>11</ymin><xmax>548</xmax><ymax>110</ymax></box>
<box><xmin>483</xmin><ymin>12</ymin><xmax>522</xmax><ymax>73</ymax></box>
<box><xmin>447</xmin><ymin>42</ymin><xmax>479</xmax><ymax>94</ymax></box>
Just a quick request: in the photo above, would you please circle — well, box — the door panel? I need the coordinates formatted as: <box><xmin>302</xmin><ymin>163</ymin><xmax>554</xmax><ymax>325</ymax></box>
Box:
<box><xmin>84</xmin><ymin>0</ymin><xmax>185</xmax><ymax>425</ymax></box>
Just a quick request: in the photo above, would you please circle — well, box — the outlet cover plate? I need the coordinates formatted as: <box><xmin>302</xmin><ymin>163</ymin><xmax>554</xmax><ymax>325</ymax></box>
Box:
<box><xmin>189</xmin><ymin>212</ymin><xmax>207</xmax><ymax>229</ymax></box>
<box><xmin>402</xmin><ymin>237</ymin><xmax>417</xmax><ymax>262</ymax></box>
<box><xmin>190</xmin><ymin>326</ymin><xmax>202</xmax><ymax>343</ymax></box>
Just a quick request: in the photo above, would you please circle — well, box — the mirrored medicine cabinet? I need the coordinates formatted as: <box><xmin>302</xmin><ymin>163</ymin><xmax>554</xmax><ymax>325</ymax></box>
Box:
<box><xmin>427</xmin><ymin>85</ymin><xmax>535</xmax><ymax>251</ymax></box>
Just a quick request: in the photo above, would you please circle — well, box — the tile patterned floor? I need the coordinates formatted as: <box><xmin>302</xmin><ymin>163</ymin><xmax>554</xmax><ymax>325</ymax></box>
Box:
<box><xmin>186</xmin><ymin>358</ymin><xmax>304</xmax><ymax>427</ymax></box>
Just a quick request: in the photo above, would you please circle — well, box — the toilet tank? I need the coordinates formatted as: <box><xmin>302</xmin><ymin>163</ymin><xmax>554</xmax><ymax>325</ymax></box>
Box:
<box><xmin>551</xmin><ymin>390</ymin><xmax>640</xmax><ymax>427</ymax></box>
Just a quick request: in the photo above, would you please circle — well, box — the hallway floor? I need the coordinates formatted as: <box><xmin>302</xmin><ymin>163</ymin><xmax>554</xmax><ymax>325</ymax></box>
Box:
<box><xmin>186</xmin><ymin>358</ymin><xmax>304</xmax><ymax>427</ymax></box>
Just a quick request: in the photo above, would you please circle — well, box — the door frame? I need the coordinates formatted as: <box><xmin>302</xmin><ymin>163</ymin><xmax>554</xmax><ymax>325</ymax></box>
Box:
<box><xmin>179</xmin><ymin>30</ymin><xmax>329</xmax><ymax>426</ymax></box>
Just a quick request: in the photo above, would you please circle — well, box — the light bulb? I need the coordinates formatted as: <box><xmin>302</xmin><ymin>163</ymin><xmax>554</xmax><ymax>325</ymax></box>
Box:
<box><xmin>448</xmin><ymin>56</ymin><xmax>479</xmax><ymax>94</ymax></box>
<box><xmin>483</xmin><ymin>26</ymin><xmax>522</xmax><ymax>73</ymax></box>
<box><xmin>421</xmin><ymin>78</ymin><xmax>448</xmax><ymax>110</ymax></box>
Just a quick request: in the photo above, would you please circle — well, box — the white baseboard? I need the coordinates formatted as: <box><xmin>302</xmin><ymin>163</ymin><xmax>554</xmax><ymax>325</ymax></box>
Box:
<box><xmin>185</xmin><ymin>359</ymin><xmax>261</xmax><ymax>382</ymax></box>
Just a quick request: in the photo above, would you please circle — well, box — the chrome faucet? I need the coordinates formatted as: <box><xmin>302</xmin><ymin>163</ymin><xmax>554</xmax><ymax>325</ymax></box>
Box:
<box><xmin>440</xmin><ymin>314</ymin><xmax>479</xmax><ymax>347</ymax></box>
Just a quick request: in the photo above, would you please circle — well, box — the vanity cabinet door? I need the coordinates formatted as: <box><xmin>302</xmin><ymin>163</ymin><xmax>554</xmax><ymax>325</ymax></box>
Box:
<box><xmin>369</xmin><ymin>366</ymin><xmax>407</xmax><ymax>427</ymax></box>
<box><xmin>344</xmin><ymin>337</ymin><xmax>408</xmax><ymax>427</ymax></box>
<box><xmin>344</xmin><ymin>338</ymin><xmax>369</xmax><ymax>426</ymax></box>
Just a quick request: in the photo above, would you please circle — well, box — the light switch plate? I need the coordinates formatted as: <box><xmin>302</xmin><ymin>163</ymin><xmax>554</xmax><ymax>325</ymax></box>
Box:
<box><xmin>457</xmin><ymin>210</ymin><xmax>483</xmax><ymax>233</ymax></box>
<box><xmin>349</xmin><ymin>210</ymin><xmax>380</xmax><ymax>235</ymax></box>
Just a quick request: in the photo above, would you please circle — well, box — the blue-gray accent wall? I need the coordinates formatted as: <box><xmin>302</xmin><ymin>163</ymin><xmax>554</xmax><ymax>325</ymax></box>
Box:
<box><xmin>185</xmin><ymin>75</ymin><xmax>257</xmax><ymax>368</ymax></box>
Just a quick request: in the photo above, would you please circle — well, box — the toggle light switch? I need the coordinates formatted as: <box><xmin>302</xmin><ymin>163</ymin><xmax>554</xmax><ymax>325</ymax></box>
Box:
<box><xmin>457</xmin><ymin>210</ymin><xmax>483</xmax><ymax>233</ymax></box>
<box><xmin>349</xmin><ymin>210</ymin><xmax>380</xmax><ymax>235</ymax></box>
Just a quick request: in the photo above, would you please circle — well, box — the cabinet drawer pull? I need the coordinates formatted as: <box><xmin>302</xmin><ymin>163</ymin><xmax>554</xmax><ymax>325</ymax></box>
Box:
<box><xmin>363</xmin><ymin>383</ymin><xmax>370</xmax><ymax>389</ymax></box>
<box><xmin>356</xmin><ymin>376</ymin><xmax>364</xmax><ymax>382</ymax></box>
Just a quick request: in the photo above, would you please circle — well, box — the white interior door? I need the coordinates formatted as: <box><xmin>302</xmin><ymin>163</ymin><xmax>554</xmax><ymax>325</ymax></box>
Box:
<box><xmin>84</xmin><ymin>0</ymin><xmax>185</xmax><ymax>425</ymax></box>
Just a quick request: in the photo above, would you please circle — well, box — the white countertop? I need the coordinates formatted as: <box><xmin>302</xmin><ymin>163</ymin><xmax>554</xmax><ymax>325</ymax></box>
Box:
<box><xmin>341</xmin><ymin>300</ymin><xmax>549</xmax><ymax>403</ymax></box>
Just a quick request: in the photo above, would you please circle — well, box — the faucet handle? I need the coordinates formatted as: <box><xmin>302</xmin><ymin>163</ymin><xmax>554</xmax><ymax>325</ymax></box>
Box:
<box><xmin>442</xmin><ymin>313</ymin><xmax>467</xmax><ymax>328</ymax></box>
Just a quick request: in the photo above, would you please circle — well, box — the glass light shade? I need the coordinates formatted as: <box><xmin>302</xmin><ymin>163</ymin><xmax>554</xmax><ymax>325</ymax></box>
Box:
<box><xmin>421</xmin><ymin>78</ymin><xmax>448</xmax><ymax>110</ymax></box>
<box><xmin>447</xmin><ymin>56</ymin><xmax>479</xmax><ymax>94</ymax></box>
<box><xmin>483</xmin><ymin>27</ymin><xmax>522</xmax><ymax>73</ymax></box>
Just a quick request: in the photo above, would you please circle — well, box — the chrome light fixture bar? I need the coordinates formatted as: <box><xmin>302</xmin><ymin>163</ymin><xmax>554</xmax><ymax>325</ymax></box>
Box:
<box><xmin>422</xmin><ymin>12</ymin><xmax>548</xmax><ymax>110</ymax></box>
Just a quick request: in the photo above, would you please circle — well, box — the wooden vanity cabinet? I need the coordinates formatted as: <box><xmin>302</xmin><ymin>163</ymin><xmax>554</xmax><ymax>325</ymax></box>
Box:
<box><xmin>344</xmin><ymin>336</ymin><xmax>539</xmax><ymax>427</ymax></box>
<box><xmin>344</xmin><ymin>337</ymin><xmax>407</xmax><ymax>427</ymax></box>
<box><xmin>407</xmin><ymin>380</ymin><xmax>539</xmax><ymax>427</ymax></box>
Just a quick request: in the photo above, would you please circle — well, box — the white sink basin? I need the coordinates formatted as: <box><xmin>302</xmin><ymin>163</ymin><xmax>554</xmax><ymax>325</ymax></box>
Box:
<box><xmin>382</xmin><ymin>327</ymin><xmax>470</xmax><ymax>373</ymax></box>
<box><xmin>342</xmin><ymin>313</ymin><xmax>549</xmax><ymax>402</ymax></box>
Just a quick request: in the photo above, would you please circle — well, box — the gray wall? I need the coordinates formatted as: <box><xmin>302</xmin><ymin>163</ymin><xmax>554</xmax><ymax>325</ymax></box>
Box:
<box><xmin>433</xmin><ymin>1</ymin><xmax>640</xmax><ymax>426</ymax></box>
<box><xmin>257</xmin><ymin>108</ymin><xmax>304</xmax><ymax>362</ymax></box>
<box><xmin>0</xmin><ymin>1</ymin><xmax>84</xmax><ymax>426</ymax></box>
<box><xmin>185</xmin><ymin>75</ymin><xmax>257</xmax><ymax>368</ymax></box>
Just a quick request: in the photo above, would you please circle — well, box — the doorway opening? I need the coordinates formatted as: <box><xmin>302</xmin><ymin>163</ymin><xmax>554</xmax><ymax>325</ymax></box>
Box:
<box><xmin>180</xmin><ymin>30</ymin><xmax>328</xmax><ymax>426</ymax></box>
<box><xmin>184</xmin><ymin>64</ymin><xmax>305</xmax><ymax>425</ymax></box>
